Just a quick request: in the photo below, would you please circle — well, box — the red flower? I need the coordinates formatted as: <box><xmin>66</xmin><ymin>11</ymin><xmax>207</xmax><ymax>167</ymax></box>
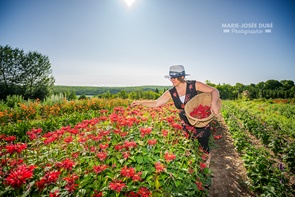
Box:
<box><xmin>200</xmin><ymin>162</ymin><xmax>207</xmax><ymax>170</ymax></box>
<box><xmin>181</xmin><ymin>103</ymin><xmax>185</xmax><ymax>109</ymax></box>
<box><xmin>154</xmin><ymin>162</ymin><xmax>166</xmax><ymax>173</ymax></box>
<box><xmin>90</xmin><ymin>146</ymin><xmax>97</xmax><ymax>152</ymax></box>
<box><xmin>190</xmin><ymin>104</ymin><xmax>211</xmax><ymax>119</ymax></box>
<box><xmin>184</xmin><ymin>124</ymin><xmax>196</xmax><ymax>132</ymax></box>
<box><xmin>49</xmin><ymin>190</ymin><xmax>60</xmax><ymax>197</ymax></box>
<box><xmin>138</xmin><ymin>187</ymin><xmax>152</xmax><ymax>197</ymax></box>
<box><xmin>78</xmin><ymin>136</ymin><xmax>88</xmax><ymax>143</ymax></box>
<box><xmin>171</xmin><ymin>123</ymin><xmax>182</xmax><ymax>130</ymax></box>
<box><xmin>93</xmin><ymin>165</ymin><xmax>108</xmax><ymax>174</ymax></box>
<box><xmin>214</xmin><ymin>135</ymin><xmax>222</xmax><ymax>140</ymax></box>
<box><xmin>195</xmin><ymin>181</ymin><xmax>204</xmax><ymax>190</ymax></box>
<box><xmin>63</xmin><ymin>174</ymin><xmax>79</xmax><ymax>185</ymax></box>
<box><xmin>126</xmin><ymin>191</ymin><xmax>139</xmax><ymax>197</ymax></box>
<box><xmin>44</xmin><ymin>135</ymin><xmax>58</xmax><ymax>145</ymax></box>
<box><xmin>56</xmin><ymin>158</ymin><xmax>75</xmax><ymax>170</ymax></box>
<box><xmin>27</xmin><ymin>128</ymin><xmax>42</xmax><ymax>140</ymax></box>
<box><xmin>162</xmin><ymin>129</ymin><xmax>168</xmax><ymax>137</ymax></box>
<box><xmin>121</xmin><ymin>166</ymin><xmax>135</xmax><ymax>178</ymax></box>
<box><xmin>124</xmin><ymin>141</ymin><xmax>137</xmax><ymax>149</ymax></box>
<box><xmin>65</xmin><ymin>183</ymin><xmax>78</xmax><ymax>193</ymax></box>
<box><xmin>147</xmin><ymin>139</ymin><xmax>157</xmax><ymax>146</ymax></box>
<box><xmin>166</xmin><ymin>116</ymin><xmax>175</xmax><ymax>123</ymax></box>
<box><xmin>63</xmin><ymin>174</ymin><xmax>79</xmax><ymax>193</ymax></box>
<box><xmin>5</xmin><ymin>143</ymin><xmax>27</xmax><ymax>154</ymax></box>
<box><xmin>44</xmin><ymin>171</ymin><xmax>60</xmax><ymax>183</ymax></box>
<box><xmin>109</xmin><ymin>179</ymin><xmax>126</xmax><ymax>192</ymax></box>
<box><xmin>120</xmin><ymin>132</ymin><xmax>128</xmax><ymax>137</ymax></box>
<box><xmin>96</xmin><ymin>152</ymin><xmax>108</xmax><ymax>161</ymax></box>
<box><xmin>139</xmin><ymin>127</ymin><xmax>152</xmax><ymax>138</ymax></box>
<box><xmin>8</xmin><ymin>158</ymin><xmax>24</xmax><ymax>167</ymax></box>
<box><xmin>164</xmin><ymin>152</ymin><xmax>176</xmax><ymax>162</ymax></box>
<box><xmin>68</xmin><ymin>128</ymin><xmax>79</xmax><ymax>135</ymax></box>
<box><xmin>0</xmin><ymin>134</ymin><xmax>6</xmax><ymax>140</ymax></box>
<box><xmin>26</xmin><ymin>132</ymin><xmax>37</xmax><ymax>140</ymax></box>
<box><xmin>99</xmin><ymin>116</ymin><xmax>108</xmax><ymax>121</ymax></box>
<box><xmin>132</xmin><ymin>172</ymin><xmax>142</xmax><ymax>182</ymax></box>
<box><xmin>37</xmin><ymin>170</ymin><xmax>60</xmax><ymax>190</ymax></box>
<box><xmin>72</xmin><ymin>152</ymin><xmax>80</xmax><ymax>158</ymax></box>
<box><xmin>91</xmin><ymin>135</ymin><xmax>103</xmax><ymax>141</ymax></box>
<box><xmin>4</xmin><ymin>164</ymin><xmax>35</xmax><ymax>188</ymax></box>
<box><xmin>115</xmin><ymin>144</ymin><xmax>124</xmax><ymax>151</ymax></box>
<box><xmin>64</xmin><ymin>136</ymin><xmax>73</xmax><ymax>143</ymax></box>
<box><xmin>122</xmin><ymin>151</ymin><xmax>130</xmax><ymax>159</ymax></box>
<box><xmin>201</xmin><ymin>154</ymin><xmax>208</xmax><ymax>161</ymax></box>
<box><xmin>99</xmin><ymin>143</ymin><xmax>109</xmax><ymax>150</ymax></box>
<box><xmin>4</xmin><ymin>135</ymin><xmax>16</xmax><ymax>142</ymax></box>
<box><xmin>92</xmin><ymin>190</ymin><xmax>103</xmax><ymax>197</ymax></box>
<box><xmin>113</xmin><ymin>129</ymin><xmax>121</xmax><ymax>134</ymax></box>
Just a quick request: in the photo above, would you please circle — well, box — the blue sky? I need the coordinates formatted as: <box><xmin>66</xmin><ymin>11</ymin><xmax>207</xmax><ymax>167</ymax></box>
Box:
<box><xmin>1</xmin><ymin>0</ymin><xmax>294</xmax><ymax>86</ymax></box>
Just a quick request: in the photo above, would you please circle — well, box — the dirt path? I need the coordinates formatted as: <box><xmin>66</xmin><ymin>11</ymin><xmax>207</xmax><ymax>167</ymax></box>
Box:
<box><xmin>208</xmin><ymin>125</ymin><xmax>255</xmax><ymax>197</ymax></box>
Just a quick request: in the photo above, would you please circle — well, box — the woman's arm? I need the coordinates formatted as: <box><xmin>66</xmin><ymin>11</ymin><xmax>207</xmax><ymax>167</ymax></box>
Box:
<box><xmin>195</xmin><ymin>81</ymin><xmax>220</xmax><ymax>114</ymax></box>
<box><xmin>130</xmin><ymin>90</ymin><xmax>171</xmax><ymax>108</ymax></box>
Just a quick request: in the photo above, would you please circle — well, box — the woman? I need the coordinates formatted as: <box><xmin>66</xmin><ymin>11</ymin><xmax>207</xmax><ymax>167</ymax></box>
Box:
<box><xmin>131</xmin><ymin>65</ymin><xmax>220</xmax><ymax>158</ymax></box>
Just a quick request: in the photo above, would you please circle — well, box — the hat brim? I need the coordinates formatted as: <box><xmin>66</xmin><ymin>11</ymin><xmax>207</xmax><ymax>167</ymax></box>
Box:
<box><xmin>164</xmin><ymin>74</ymin><xmax>190</xmax><ymax>78</ymax></box>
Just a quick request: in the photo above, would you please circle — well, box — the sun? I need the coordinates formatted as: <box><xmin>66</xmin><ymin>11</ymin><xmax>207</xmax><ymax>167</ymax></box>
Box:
<box><xmin>124</xmin><ymin>0</ymin><xmax>135</xmax><ymax>7</ymax></box>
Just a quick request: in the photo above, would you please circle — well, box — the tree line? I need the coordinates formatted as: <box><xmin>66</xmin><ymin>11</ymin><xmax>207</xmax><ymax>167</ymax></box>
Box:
<box><xmin>1</xmin><ymin>45</ymin><xmax>294</xmax><ymax>102</ymax></box>
<box><xmin>207</xmin><ymin>79</ymin><xmax>295</xmax><ymax>100</ymax></box>
<box><xmin>57</xmin><ymin>79</ymin><xmax>295</xmax><ymax>101</ymax></box>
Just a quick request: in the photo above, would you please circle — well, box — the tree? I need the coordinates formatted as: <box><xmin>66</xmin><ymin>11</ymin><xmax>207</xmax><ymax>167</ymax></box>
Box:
<box><xmin>0</xmin><ymin>45</ymin><xmax>55</xmax><ymax>100</ymax></box>
<box><xmin>0</xmin><ymin>45</ymin><xmax>24</xmax><ymax>99</ymax></box>
<box><xmin>67</xmin><ymin>90</ymin><xmax>77</xmax><ymax>100</ymax></box>
<box><xmin>264</xmin><ymin>79</ymin><xmax>282</xmax><ymax>90</ymax></box>
<box><xmin>280</xmin><ymin>80</ymin><xmax>294</xmax><ymax>90</ymax></box>
<box><xmin>234</xmin><ymin>83</ymin><xmax>245</xmax><ymax>99</ymax></box>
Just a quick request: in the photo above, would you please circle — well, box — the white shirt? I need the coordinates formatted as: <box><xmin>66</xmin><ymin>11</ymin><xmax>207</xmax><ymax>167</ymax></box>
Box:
<box><xmin>179</xmin><ymin>95</ymin><xmax>185</xmax><ymax>103</ymax></box>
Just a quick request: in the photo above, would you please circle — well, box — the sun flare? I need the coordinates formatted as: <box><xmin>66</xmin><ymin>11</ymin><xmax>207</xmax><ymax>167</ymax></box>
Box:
<box><xmin>124</xmin><ymin>0</ymin><xmax>135</xmax><ymax>7</ymax></box>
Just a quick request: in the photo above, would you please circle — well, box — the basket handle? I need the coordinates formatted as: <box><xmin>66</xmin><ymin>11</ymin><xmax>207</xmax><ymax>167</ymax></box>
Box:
<box><xmin>192</xmin><ymin>119</ymin><xmax>200</xmax><ymax>125</ymax></box>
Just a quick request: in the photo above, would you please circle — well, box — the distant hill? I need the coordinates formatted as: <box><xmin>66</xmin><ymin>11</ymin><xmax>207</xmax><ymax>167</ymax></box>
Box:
<box><xmin>53</xmin><ymin>85</ymin><xmax>171</xmax><ymax>95</ymax></box>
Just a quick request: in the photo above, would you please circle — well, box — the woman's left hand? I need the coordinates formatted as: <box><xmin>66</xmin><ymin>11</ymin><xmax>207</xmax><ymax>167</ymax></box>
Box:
<box><xmin>211</xmin><ymin>102</ymin><xmax>220</xmax><ymax>115</ymax></box>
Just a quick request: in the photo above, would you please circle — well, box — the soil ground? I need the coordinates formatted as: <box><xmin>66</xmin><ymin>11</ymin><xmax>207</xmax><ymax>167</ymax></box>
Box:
<box><xmin>208</xmin><ymin>125</ymin><xmax>255</xmax><ymax>197</ymax></box>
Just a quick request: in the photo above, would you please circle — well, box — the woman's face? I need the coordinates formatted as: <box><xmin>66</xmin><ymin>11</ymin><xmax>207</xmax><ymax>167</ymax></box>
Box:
<box><xmin>170</xmin><ymin>77</ymin><xmax>181</xmax><ymax>86</ymax></box>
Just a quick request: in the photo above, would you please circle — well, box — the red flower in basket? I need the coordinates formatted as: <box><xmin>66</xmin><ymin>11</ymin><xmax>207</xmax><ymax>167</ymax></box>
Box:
<box><xmin>189</xmin><ymin>104</ymin><xmax>211</xmax><ymax>119</ymax></box>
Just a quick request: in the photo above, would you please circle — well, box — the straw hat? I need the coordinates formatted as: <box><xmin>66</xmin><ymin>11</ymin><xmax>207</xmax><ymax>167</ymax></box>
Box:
<box><xmin>164</xmin><ymin>65</ymin><xmax>190</xmax><ymax>78</ymax></box>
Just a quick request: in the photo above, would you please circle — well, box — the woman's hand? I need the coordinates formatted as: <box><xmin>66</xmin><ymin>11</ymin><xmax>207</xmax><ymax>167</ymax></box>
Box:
<box><xmin>210</xmin><ymin>102</ymin><xmax>220</xmax><ymax>115</ymax></box>
<box><xmin>130</xmin><ymin>101</ymin><xmax>142</xmax><ymax>107</ymax></box>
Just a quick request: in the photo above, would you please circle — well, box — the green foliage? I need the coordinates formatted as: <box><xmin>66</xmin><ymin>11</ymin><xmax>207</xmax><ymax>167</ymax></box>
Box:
<box><xmin>78</xmin><ymin>94</ymin><xmax>87</xmax><ymax>100</ymax></box>
<box><xmin>43</xmin><ymin>93</ymin><xmax>66</xmax><ymax>106</ymax></box>
<box><xmin>222</xmin><ymin>100</ymin><xmax>295</xmax><ymax>196</ymax></box>
<box><xmin>5</xmin><ymin>95</ymin><xmax>25</xmax><ymax>108</ymax></box>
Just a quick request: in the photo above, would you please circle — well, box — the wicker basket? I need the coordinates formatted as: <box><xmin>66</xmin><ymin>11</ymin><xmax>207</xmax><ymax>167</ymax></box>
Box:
<box><xmin>184</xmin><ymin>93</ymin><xmax>222</xmax><ymax>128</ymax></box>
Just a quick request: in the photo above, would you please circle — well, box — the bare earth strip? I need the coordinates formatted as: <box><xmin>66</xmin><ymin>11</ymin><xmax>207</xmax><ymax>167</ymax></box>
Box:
<box><xmin>208</xmin><ymin>126</ymin><xmax>255</xmax><ymax>197</ymax></box>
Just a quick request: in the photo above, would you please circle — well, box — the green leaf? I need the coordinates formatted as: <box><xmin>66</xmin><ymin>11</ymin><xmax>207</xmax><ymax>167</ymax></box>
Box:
<box><xmin>0</xmin><ymin>186</ymin><xmax>13</xmax><ymax>197</ymax></box>
<box><xmin>141</xmin><ymin>170</ymin><xmax>149</xmax><ymax>178</ymax></box>
<box><xmin>20</xmin><ymin>181</ymin><xmax>35</xmax><ymax>197</ymax></box>
<box><xmin>136</xmin><ymin>156</ymin><xmax>143</xmax><ymax>164</ymax></box>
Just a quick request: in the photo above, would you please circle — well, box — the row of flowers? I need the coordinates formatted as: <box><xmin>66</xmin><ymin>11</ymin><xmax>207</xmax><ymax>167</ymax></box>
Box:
<box><xmin>0</xmin><ymin>98</ymin><xmax>130</xmax><ymax>125</ymax></box>
<box><xmin>0</xmin><ymin>103</ymin><xmax>219</xmax><ymax>196</ymax></box>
